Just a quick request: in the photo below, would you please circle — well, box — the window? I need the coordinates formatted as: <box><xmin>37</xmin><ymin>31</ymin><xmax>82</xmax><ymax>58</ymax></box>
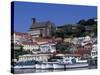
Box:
<box><xmin>41</xmin><ymin>46</ymin><xmax>50</xmax><ymax>52</ymax></box>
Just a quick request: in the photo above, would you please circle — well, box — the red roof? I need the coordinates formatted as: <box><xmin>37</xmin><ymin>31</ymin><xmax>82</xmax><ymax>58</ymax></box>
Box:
<box><xmin>22</xmin><ymin>42</ymin><xmax>37</xmax><ymax>45</ymax></box>
<box><xmin>14</xmin><ymin>32</ymin><xmax>32</xmax><ymax>38</ymax></box>
<box><xmin>73</xmin><ymin>48</ymin><xmax>91</xmax><ymax>55</ymax></box>
<box><xmin>39</xmin><ymin>42</ymin><xmax>56</xmax><ymax>45</ymax></box>
<box><xmin>54</xmin><ymin>37</ymin><xmax>63</xmax><ymax>42</ymax></box>
<box><xmin>15</xmin><ymin>32</ymin><xmax>28</xmax><ymax>35</ymax></box>
<box><xmin>34</xmin><ymin>37</ymin><xmax>53</xmax><ymax>42</ymax></box>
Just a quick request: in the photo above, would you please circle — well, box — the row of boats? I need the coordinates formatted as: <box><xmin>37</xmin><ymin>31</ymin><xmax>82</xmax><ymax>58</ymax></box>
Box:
<box><xmin>35</xmin><ymin>62</ymin><xmax>88</xmax><ymax>69</ymax></box>
<box><xmin>12</xmin><ymin>60</ymin><xmax>88</xmax><ymax>69</ymax></box>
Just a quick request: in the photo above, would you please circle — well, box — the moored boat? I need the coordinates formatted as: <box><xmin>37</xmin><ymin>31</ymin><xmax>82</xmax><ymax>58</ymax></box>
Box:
<box><xmin>41</xmin><ymin>63</ymin><xmax>46</xmax><ymax>69</ymax></box>
<box><xmin>65</xmin><ymin>63</ymin><xmax>88</xmax><ymax>69</ymax></box>
<box><xmin>35</xmin><ymin>64</ymin><xmax>41</xmax><ymax>69</ymax></box>
<box><xmin>53</xmin><ymin>63</ymin><xmax>65</xmax><ymax>69</ymax></box>
<box><xmin>12</xmin><ymin>60</ymin><xmax>36</xmax><ymax>69</ymax></box>
<box><xmin>12</xmin><ymin>65</ymin><xmax>35</xmax><ymax>69</ymax></box>
<box><xmin>46</xmin><ymin>63</ymin><xmax>53</xmax><ymax>69</ymax></box>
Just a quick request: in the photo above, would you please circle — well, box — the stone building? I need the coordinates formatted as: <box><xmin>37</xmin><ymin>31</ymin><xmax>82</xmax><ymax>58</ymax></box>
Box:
<box><xmin>28</xmin><ymin>18</ymin><xmax>55</xmax><ymax>38</ymax></box>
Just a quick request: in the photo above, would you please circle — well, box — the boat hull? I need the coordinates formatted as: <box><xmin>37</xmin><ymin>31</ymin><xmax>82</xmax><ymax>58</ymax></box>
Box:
<box><xmin>41</xmin><ymin>63</ymin><xmax>46</xmax><ymax>69</ymax></box>
<box><xmin>35</xmin><ymin>64</ymin><xmax>41</xmax><ymax>69</ymax></box>
<box><xmin>12</xmin><ymin>62</ymin><xmax>88</xmax><ymax>69</ymax></box>
<box><xmin>65</xmin><ymin>63</ymin><xmax>88</xmax><ymax>69</ymax></box>
<box><xmin>53</xmin><ymin>63</ymin><xmax>65</xmax><ymax>69</ymax></box>
<box><xmin>46</xmin><ymin>63</ymin><xmax>53</xmax><ymax>69</ymax></box>
<box><xmin>12</xmin><ymin>65</ymin><xmax>35</xmax><ymax>69</ymax></box>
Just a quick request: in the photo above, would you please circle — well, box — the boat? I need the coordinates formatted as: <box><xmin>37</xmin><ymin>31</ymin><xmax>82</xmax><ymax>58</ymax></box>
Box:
<box><xmin>65</xmin><ymin>63</ymin><xmax>88</xmax><ymax>69</ymax></box>
<box><xmin>35</xmin><ymin>64</ymin><xmax>41</xmax><ymax>69</ymax></box>
<box><xmin>12</xmin><ymin>59</ymin><xmax>88</xmax><ymax>69</ymax></box>
<box><xmin>12</xmin><ymin>60</ymin><xmax>36</xmax><ymax>69</ymax></box>
<box><xmin>41</xmin><ymin>63</ymin><xmax>46</xmax><ymax>69</ymax></box>
<box><xmin>76</xmin><ymin>60</ymin><xmax>87</xmax><ymax>63</ymax></box>
<box><xmin>35</xmin><ymin>62</ymin><xmax>54</xmax><ymax>69</ymax></box>
<box><xmin>13</xmin><ymin>65</ymin><xmax>35</xmax><ymax>69</ymax></box>
<box><xmin>46</xmin><ymin>63</ymin><xmax>53</xmax><ymax>69</ymax></box>
<box><xmin>53</xmin><ymin>63</ymin><xmax>65</xmax><ymax>69</ymax></box>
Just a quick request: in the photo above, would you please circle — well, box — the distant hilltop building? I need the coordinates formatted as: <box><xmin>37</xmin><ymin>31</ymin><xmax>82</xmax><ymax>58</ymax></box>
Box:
<box><xmin>28</xmin><ymin>18</ymin><xmax>55</xmax><ymax>38</ymax></box>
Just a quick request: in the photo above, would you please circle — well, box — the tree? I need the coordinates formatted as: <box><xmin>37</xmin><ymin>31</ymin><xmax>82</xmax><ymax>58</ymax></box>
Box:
<box><xmin>76</xmin><ymin>24</ymin><xmax>86</xmax><ymax>37</ymax></box>
<box><xmin>55</xmin><ymin>30</ymin><xmax>64</xmax><ymax>38</ymax></box>
<box><xmin>77</xmin><ymin>19</ymin><xmax>86</xmax><ymax>25</ymax></box>
<box><xmin>86</xmin><ymin>19</ymin><xmax>95</xmax><ymax>25</ymax></box>
<box><xmin>51</xmin><ymin>17</ymin><xmax>97</xmax><ymax>38</ymax></box>
<box><xmin>56</xmin><ymin>42</ymin><xmax>71</xmax><ymax>53</ymax></box>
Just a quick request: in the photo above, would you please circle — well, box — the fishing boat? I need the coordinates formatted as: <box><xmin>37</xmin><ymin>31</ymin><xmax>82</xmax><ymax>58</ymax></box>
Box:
<box><xmin>12</xmin><ymin>60</ymin><xmax>35</xmax><ymax>69</ymax></box>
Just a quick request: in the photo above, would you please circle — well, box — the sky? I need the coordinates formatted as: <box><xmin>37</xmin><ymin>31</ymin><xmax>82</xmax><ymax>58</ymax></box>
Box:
<box><xmin>13</xmin><ymin>1</ymin><xmax>97</xmax><ymax>32</ymax></box>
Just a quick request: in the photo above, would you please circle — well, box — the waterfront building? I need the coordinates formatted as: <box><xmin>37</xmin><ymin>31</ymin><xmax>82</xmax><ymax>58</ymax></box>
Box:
<box><xmin>91</xmin><ymin>43</ymin><xmax>97</xmax><ymax>59</ymax></box>
<box><xmin>39</xmin><ymin>42</ymin><xmax>56</xmax><ymax>53</ymax></box>
<box><xmin>56</xmin><ymin>54</ymin><xmax>81</xmax><ymax>61</ymax></box>
<box><xmin>18</xmin><ymin>53</ymin><xmax>53</xmax><ymax>62</ymax></box>
<box><xmin>13</xmin><ymin>32</ymin><xmax>32</xmax><ymax>44</ymax></box>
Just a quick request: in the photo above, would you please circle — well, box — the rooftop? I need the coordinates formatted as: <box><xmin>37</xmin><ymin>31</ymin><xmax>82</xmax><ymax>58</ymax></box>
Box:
<box><xmin>22</xmin><ymin>41</ymin><xmax>37</xmax><ymax>45</ymax></box>
<box><xmin>29</xmin><ymin>18</ymin><xmax>55</xmax><ymax>29</ymax></box>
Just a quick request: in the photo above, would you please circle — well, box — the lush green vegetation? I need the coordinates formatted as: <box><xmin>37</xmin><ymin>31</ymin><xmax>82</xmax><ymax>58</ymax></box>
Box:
<box><xmin>56</xmin><ymin>42</ymin><xmax>72</xmax><ymax>53</ymax></box>
<box><xmin>52</xmin><ymin>18</ymin><xmax>97</xmax><ymax>38</ymax></box>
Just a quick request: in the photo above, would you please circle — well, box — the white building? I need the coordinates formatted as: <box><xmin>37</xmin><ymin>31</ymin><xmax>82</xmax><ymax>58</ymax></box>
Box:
<box><xmin>40</xmin><ymin>43</ymin><xmax>56</xmax><ymax>53</ymax></box>
<box><xmin>91</xmin><ymin>44</ymin><xmax>97</xmax><ymax>58</ymax></box>
<box><xmin>22</xmin><ymin>42</ymin><xmax>39</xmax><ymax>51</ymax></box>
<box><xmin>81</xmin><ymin>36</ymin><xmax>92</xmax><ymax>46</ymax></box>
<box><xmin>56</xmin><ymin>54</ymin><xmax>81</xmax><ymax>61</ymax></box>
<box><xmin>13</xmin><ymin>32</ymin><xmax>32</xmax><ymax>44</ymax></box>
<box><xmin>72</xmin><ymin>37</ymin><xmax>85</xmax><ymax>45</ymax></box>
<box><xmin>32</xmin><ymin>37</ymin><xmax>56</xmax><ymax>53</ymax></box>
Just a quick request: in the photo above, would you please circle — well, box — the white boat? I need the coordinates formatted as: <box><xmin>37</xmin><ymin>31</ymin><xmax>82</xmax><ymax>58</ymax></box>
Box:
<box><xmin>46</xmin><ymin>63</ymin><xmax>53</xmax><ymax>69</ymax></box>
<box><xmin>35</xmin><ymin>64</ymin><xmax>41</xmax><ymax>69</ymax></box>
<box><xmin>12</xmin><ymin>60</ymin><xmax>36</xmax><ymax>69</ymax></box>
<box><xmin>13</xmin><ymin>65</ymin><xmax>35</xmax><ymax>69</ymax></box>
<box><xmin>41</xmin><ymin>63</ymin><xmax>46</xmax><ymax>69</ymax></box>
<box><xmin>65</xmin><ymin>63</ymin><xmax>88</xmax><ymax>69</ymax></box>
<box><xmin>53</xmin><ymin>63</ymin><xmax>65</xmax><ymax>69</ymax></box>
<box><xmin>76</xmin><ymin>60</ymin><xmax>87</xmax><ymax>63</ymax></box>
<box><xmin>12</xmin><ymin>59</ymin><xmax>88</xmax><ymax>69</ymax></box>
